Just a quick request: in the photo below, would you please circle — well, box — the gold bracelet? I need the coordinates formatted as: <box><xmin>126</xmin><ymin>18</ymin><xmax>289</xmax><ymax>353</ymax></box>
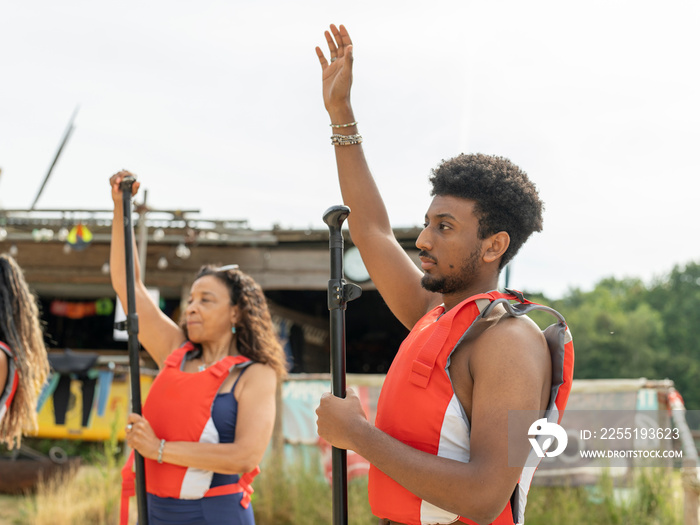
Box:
<box><xmin>330</xmin><ymin>121</ymin><xmax>358</xmax><ymax>128</ymax></box>
<box><xmin>330</xmin><ymin>133</ymin><xmax>363</xmax><ymax>146</ymax></box>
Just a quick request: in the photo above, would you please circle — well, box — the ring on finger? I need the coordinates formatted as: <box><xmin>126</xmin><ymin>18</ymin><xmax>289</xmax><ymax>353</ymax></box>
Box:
<box><xmin>331</xmin><ymin>57</ymin><xmax>337</xmax><ymax>63</ymax></box>
<box><xmin>126</xmin><ymin>423</ymin><xmax>133</xmax><ymax>431</ymax></box>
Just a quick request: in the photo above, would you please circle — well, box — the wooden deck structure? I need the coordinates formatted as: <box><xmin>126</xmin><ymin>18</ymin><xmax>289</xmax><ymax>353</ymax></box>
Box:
<box><xmin>0</xmin><ymin>207</ymin><xmax>422</xmax><ymax>296</ymax></box>
<box><xmin>0</xmin><ymin>207</ymin><xmax>419</xmax><ymax>373</ymax></box>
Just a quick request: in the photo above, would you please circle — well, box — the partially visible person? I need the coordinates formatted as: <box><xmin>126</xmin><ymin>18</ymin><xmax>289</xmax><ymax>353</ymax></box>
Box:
<box><xmin>0</xmin><ymin>253</ymin><xmax>50</xmax><ymax>449</ymax></box>
<box><xmin>110</xmin><ymin>171</ymin><xmax>287</xmax><ymax>525</ymax></box>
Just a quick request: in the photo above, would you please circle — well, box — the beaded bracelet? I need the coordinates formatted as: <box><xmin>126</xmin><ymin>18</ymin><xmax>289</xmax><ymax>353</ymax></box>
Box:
<box><xmin>331</xmin><ymin>133</ymin><xmax>363</xmax><ymax>146</ymax></box>
<box><xmin>157</xmin><ymin>439</ymin><xmax>166</xmax><ymax>464</ymax></box>
<box><xmin>330</xmin><ymin>121</ymin><xmax>358</xmax><ymax>128</ymax></box>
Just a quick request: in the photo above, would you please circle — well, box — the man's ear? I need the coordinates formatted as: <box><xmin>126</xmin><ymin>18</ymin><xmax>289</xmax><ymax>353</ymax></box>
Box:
<box><xmin>482</xmin><ymin>231</ymin><xmax>510</xmax><ymax>264</ymax></box>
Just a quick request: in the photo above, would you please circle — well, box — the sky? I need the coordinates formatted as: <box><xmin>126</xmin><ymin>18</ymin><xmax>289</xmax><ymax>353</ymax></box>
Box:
<box><xmin>1</xmin><ymin>0</ymin><xmax>699</xmax><ymax>299</ymax></box>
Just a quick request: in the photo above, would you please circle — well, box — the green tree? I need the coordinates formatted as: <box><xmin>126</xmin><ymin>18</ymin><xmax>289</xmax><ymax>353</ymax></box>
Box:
<box><xmin>525</xmin><ymin>261</ymin><xmax>700</xmax><ymax>409</ymax></box>
<box><xmin>525</xmin><ymin>278</ymin><xmax>666</xmax><ymax>385</ymax></box>
<box><xmin>645</xmin><ymin>262</ymin><xmax>700</xmax><ymax>409</ymax></box>
<box><xmin>554</xmin><ymin>279</ymin><xmax>664</xmax><ymax>380</ymax></box>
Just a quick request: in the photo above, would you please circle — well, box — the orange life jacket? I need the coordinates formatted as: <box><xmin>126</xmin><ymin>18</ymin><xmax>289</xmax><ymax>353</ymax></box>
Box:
<box><xmin>0</xmin><ymin>342</ymin><xmax>18</xmax><ymax>425</ymax></box>
<box><xmin>368</xmin><ymin>290</ymin><xmax>575</xmax><ymax>525</ymax></box>
<box><xmin>120</xmin><ymin>343</ymin><xmax>259</xmax><ymax>525</ymax></box>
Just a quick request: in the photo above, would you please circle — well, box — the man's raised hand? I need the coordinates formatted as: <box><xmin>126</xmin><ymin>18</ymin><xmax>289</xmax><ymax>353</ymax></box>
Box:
<box><xmin>315</xmin><ymin>24</ymin><xmax>354</xmax><ymax>114</ymax></box>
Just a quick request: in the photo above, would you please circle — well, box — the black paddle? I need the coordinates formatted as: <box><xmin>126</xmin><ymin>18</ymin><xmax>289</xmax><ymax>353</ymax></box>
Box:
<box><xmin>323</xmin><ymin>205</ymin><xmax>362</xmax><ymax>525</ymax></box>
<box><xmin>118</xmin><ymin>175</ymin><xmax>149</xmax><ymax>525</ymax></box>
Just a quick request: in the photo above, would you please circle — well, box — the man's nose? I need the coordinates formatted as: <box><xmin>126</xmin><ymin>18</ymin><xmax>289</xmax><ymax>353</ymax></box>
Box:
<box><xmin>415</xmin><ymin>227</ymin><xmax>432</xmax><ymax>251</ymax></box>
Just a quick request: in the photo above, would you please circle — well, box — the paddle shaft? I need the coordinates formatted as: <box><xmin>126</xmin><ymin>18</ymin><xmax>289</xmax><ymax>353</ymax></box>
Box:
<box><xmin>120</xmin><ymin>176</ymin><xmax>149</xmax><ymax>525</ymax></box>
<box><xmin>323</xmin><ymin>204</ymin><xmax>362</xmax><ymax>525</ymax></box>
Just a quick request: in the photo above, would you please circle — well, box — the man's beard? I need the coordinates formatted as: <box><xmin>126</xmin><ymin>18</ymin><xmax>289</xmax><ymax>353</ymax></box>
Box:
<box><xmin>420</xmin><ymin>246</ymin><xmax>482</xmax><ymax>295</ymax></box>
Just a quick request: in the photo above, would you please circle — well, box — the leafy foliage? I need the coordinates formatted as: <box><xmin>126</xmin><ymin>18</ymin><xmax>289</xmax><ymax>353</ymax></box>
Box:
<box><xmin>523</xmin><ymin>260</ymin><xmax>700</xmax><ymax>410</ymax></box>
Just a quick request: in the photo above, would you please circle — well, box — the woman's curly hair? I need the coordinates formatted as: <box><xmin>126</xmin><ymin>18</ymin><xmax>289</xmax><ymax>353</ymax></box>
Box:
<box><xmin>180</xmin><ymin>265</ymin><xmax>287</xmax><ymax>379</ymax></box>
<box><xmin>0</xmin><ymin>254</ymin><xmax>49</xmax><ymax>449</ymax></box>
<box><xmin>429</xmin><ymin>153</ymin><xmax>544</xmax><ymax>269</ymax></box>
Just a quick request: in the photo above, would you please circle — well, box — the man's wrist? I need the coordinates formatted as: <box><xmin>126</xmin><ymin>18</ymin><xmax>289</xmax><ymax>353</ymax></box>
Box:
<box><xmin>327</xmin><ymin>105</ymin><xmax>356</xmax><ymax>128</ymax></box>
<box><xmin>347</xmin><ymin>417</ymin><xmax>374</xmax><ymax>456</ymax></box>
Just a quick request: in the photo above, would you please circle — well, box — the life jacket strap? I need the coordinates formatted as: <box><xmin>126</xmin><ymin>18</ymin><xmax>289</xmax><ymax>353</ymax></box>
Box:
<box><xmin>120</xmin><ymin>452</ymin><xmax>261</xmax><ymax>523</ymax></box>
<box><xmin>120</xmin><ymin>452</ymin><xmax>135</xmax><ymax>525</ymax></box>
<box><xmin>203</xmin><ymin>466</ymin><xmax>261</xmax><ymax>508</ymax></box>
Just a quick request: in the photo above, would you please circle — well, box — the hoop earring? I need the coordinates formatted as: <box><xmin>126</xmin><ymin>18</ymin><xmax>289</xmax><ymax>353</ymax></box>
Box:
<box><xmin>231</xmin><ymin>326</ymin><xmax>237</xmax><ymax>334</ymax></box>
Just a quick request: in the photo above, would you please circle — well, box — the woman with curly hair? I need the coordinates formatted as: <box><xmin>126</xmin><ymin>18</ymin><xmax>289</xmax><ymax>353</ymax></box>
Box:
<box><xmin>110</xmin><ymin>171</ymin><xmax>287</xmax><ymax>525</ymax></box>
<box><xmin>0</xmin><ymin>253</ymin><xmax>50</xmax><ymax>449</ymax></box>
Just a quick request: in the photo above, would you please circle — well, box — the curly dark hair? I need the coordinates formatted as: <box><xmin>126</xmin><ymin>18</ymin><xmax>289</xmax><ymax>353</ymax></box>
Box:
<box><xmin>179</xmin><ymin>265</ymin><xmax>287</xmax><ymax>379</ymax></box>
<box><xmin>429</xmin><ymin>153</ymin><xmax>544</xmax><ymax>269</ymax></box>
<box><xmin>0</xmin><ymin>254</ymin><xmax>49</xmax><ymax>449</ymax></box>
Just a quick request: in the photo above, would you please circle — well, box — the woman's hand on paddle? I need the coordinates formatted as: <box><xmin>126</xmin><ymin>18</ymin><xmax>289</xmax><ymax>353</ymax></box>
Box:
<box><xmin>109</xmin><ymin>170</ymin><xmax>140</xmax><ymax>204</ymax></box>
<box><xmin>125</xmin><ymin>413</ymin><xmax>160</xmax><ymax>460</ymax></box>
<box><xmin>315</xmin><ymin>24</ymin><xmax>354</xmax><ymax>115</ymax></box>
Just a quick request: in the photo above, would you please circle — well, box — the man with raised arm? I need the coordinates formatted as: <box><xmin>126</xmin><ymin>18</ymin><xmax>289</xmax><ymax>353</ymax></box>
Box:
<box><xmin>314</xmin><ymin>25</ymin><xmax>574</xmax><ymax>525</ymax></box>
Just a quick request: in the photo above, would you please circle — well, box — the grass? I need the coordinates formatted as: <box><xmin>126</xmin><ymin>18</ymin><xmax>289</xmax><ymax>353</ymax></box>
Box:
<box><xmin>0</xmin><ymin>494</ymin><xmax>24</xmax><ymax>524</ymax></box>
<box><xmin>12</xmin><ymin>419</ymin><xmax>125</xmax><ymax>524</ymax></box>
<box><xmin>4</xmin><ymin>409</ymin><xmax>127</xmax><ymax>525</ymax></box>
<box><xmin>15</xmin><ymin>464</ymin><xmax>122</xmax><ymax>525</ymax></box>
<box><xmin>525</xmin><ymin>469</ymin><xmax>684</xmax><ymax>525</ymax></box>
<box><xmin>8</xmin><ymin>444</ymin><xmax>374</xmax><ymax>525</ymax></box>
<box><xmin>252</xmin><ymin>449</ymin><xmax>375</xmax><ymax>525</ymax></box>
<box><xmin>6</xmin><ymin>449</ymin><xmax>687</xmax><ymax>524</ymax></box>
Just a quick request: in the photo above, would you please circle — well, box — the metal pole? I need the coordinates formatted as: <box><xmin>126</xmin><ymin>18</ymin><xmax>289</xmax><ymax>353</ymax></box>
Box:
<box><xmin>137</xmin><ymin>189</ymin><xmax>148</xmax><ymax>282</ymax></box>
<box><xmin>120</xmin><ymin>176</ymin><xmax>149</xmax><ymax>525</ymax></box>
<box><xmin>31</xmin><ymin>106</ymin><xmax>79</xmax><ymax>210</ymax></box>
<box><xmin>323</xmin><ymin>205</ymin><xmax>362</xmax><ymax>525</ymax></box>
